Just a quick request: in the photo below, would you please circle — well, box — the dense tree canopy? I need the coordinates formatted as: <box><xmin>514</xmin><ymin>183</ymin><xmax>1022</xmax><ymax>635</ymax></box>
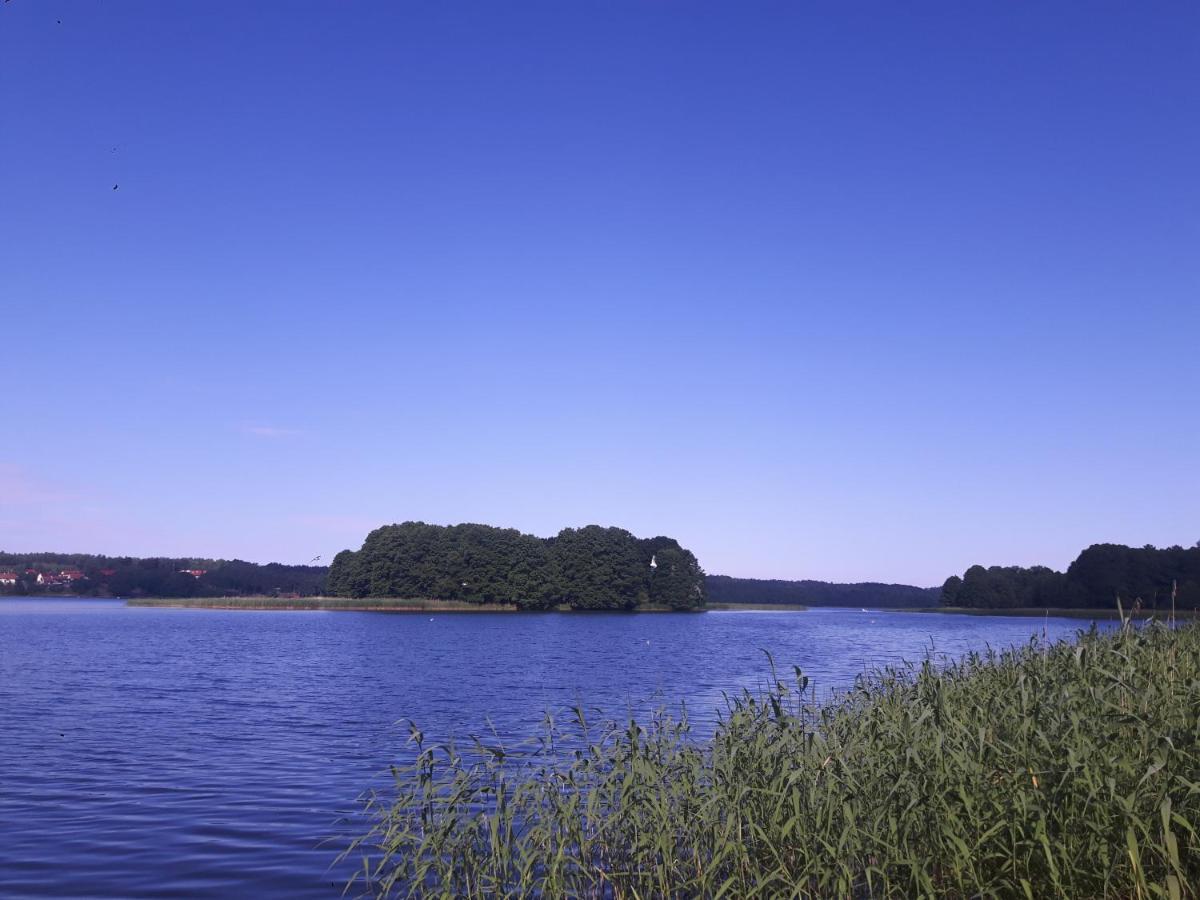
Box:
<box><xmin>705</xmin><ymin>576</ymin><xmax>939</xmax><ymax>608</ymax></box>
<box><xmin>326</xmin><ymin>522</ymin><xmax>706</xmax><ymax>610</ymax></box>
<box><xmin>940</xmin><ymin>542</ymin><xmax>1200</xmax><ymax>610</ymax></box>
<box><xmin>0</xmin><ymin>552</ymin><xmax>327</xmax><ymax>598</ymax></box>
<box><xmin>939</xmin><ymin>565</ymin><xmax>1065</xmax><ymax>609</ymax></box>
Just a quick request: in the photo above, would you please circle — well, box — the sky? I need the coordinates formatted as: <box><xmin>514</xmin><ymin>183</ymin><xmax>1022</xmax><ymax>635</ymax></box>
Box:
<box><xmin>1</xmin><ymin>2</ymin><xmax>1197</xmax><ymax>585</ymax></box>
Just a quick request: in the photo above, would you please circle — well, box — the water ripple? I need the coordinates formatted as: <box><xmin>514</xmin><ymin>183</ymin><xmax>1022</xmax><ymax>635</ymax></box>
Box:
<box><xmin>0</xmin><ymin>599</ymin><xmax>1108</xmax><ymax>897</ymax></box>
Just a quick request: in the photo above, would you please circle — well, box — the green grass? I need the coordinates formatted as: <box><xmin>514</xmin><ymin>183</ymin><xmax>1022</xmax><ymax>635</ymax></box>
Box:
<box><xmin>924</xmin><ymin>606</ymin><xmax>1200</xmax><ymax>620</ymax></box>
<box><xmin>127</xmin><ymin>596</ymin><xmax>519</xmax><ymax>612</ymax></box>
<box><xmin>706</xmin><ymin>602</ymin><xmax>810</xmax><ymax>611</ymax></box>
<box><xmin>345</xmin><ymin>618</ymin><xmax>1200</xmax><ymax>898</ymax></box>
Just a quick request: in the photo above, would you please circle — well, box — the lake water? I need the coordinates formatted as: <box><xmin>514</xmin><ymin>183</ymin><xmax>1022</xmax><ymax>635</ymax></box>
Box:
<box><xmin>0</xmin><ymin>599</ymin><xmax>1111</xmax><ymax>898</ymax></box>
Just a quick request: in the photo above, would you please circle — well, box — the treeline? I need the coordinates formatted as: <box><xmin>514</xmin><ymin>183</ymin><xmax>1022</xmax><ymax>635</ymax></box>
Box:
<box><xmin>941</xmin><ymin>542</ymin><xmax>1200</xmax><ymax>610</ymax></box>
<box><xmin>326</xmin><ymin>522</ymin><xmax>705</xmax><ymax>610</ymax></box>
<box><xmin>0</xmin><ymin>552</ymin><xmax>328</xmax><ymax>598</ymax></box>
<box><xmin>705</xmin><ymin>575</ymin><xmax>939</xmax><ymax>608</ymax></box>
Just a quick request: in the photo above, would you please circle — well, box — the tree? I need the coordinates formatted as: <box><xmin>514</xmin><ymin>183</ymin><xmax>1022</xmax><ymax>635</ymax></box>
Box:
<box><xmin>941</xmin><ymin>575</ymin><xmax>962</xmax><ymax>606</ymax></box>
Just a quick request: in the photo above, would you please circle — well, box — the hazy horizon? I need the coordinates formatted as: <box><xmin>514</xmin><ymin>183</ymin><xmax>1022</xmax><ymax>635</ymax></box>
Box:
<box><xmin>3</xmin><ymin>3</ymin><xmax>1197</xmax><ymax>585</ymax></box>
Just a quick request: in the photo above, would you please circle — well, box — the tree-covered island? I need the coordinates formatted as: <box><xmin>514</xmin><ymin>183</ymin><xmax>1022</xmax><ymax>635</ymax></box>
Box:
<box><xmin>326</xmin><ymin>522</ymin><xmax>705</xmax><ymax>610</ymax></box>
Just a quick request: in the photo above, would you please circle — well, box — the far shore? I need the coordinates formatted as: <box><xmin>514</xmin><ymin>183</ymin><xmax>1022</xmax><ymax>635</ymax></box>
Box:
<box><xmin>123</xmin><ymin>597</ymin><xmax>708</xmax><ymax>613</ymax></box>
<box><xmin>14</xmin><ymin>597</ymin><xmax>1194</xmax><ymax>619</ymax></box>
<box><xmin>917</xmin><ymin>606</ymin><xmax>1200</xmax><ymax>620</ymax></box>
<box><xmin>126</xmin><ymin>596</ymin><xmax>521</xmax><ymax>612</ymax></box>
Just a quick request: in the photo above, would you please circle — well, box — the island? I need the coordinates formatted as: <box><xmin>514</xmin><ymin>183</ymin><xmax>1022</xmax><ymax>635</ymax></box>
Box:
<box><xmin>326</xmin><ymin>522</ymin><xmax>706</xmax><ymax>610</ymax></box>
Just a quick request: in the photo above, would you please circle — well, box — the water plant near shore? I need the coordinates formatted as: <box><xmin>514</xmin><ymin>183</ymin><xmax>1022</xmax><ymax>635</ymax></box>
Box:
<box><xmin>345</xmin><ymin>618</ymin><xmax>1199</xmax><ymax>898</ymax></box>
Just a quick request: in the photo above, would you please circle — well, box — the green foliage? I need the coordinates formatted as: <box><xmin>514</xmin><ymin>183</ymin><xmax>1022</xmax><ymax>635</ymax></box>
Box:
<box><xmin>943</xmin><ymin>542</ymin><xmax>1200</xmax><ymax>610</ymax></box>
<box><xmin>949</xmin><ymin>563</ymin><xmax>1065</xmax><ymax>609</ymax></box>
<box><xmin>647</xmin><ymin>545</ymin><xmax>705</xmax><ymax>610</ymax></box>
<box><xmin>706</xmin><ymin>575</ymin><xmax>940</xmax><ymax>607</ymax></box>
<box><xmin>326</xmin><ymin>522</ymin><xmax>706</xmax><ymax>610</ymax></box>
<box><xmin>347</xmin><ymin>622</ymin><xmax>1200</xmax><ymax>898</ymax></box>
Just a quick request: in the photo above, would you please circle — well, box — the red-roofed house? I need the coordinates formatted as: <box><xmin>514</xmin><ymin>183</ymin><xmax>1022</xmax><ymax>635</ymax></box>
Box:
<box><xmin>179</xmin><ymin>569</ymin><xmax>207</xmax><ymax>578</ymax></box>
<box><xmin>0</xmin><ymin>572</ymin><xmax>18</xmax><ymax>585</ymax></box>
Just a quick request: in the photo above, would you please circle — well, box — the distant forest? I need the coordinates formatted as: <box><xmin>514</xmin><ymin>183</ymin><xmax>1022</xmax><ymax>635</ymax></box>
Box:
<box><xmin>326</xmin><ymin>522</ymin><xmax>705</xmax><ymax>610</ymax></box>
<box><xmin>0</xmin><ymin>552</ymin><xmax>327</xmax><ymax>598</ymax></box>
<box><xmin>10</xmin><ymin>539</ymin><xmax>1193</xmax><ymax>612</ymax></box>
<box><xmin>706</xmin><ymin>575</ymin><xmax>939</xmax><ymax>608</ymax></box>
<box><xmin>941</xmin><ymin>543</ymin><xmax>1200</xmax><ymax>610</ymax></box>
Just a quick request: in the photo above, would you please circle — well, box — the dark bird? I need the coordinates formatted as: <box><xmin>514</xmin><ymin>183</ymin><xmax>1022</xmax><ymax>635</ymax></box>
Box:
<box><xmin>112</xmin><ymin>184</ymin><xmax>119</xmax><ymax>191</ymax></box>
<box><xmin>309</xmin><ymin>556</ymin><xmax>321</xmax><ymax>564</ymax></box>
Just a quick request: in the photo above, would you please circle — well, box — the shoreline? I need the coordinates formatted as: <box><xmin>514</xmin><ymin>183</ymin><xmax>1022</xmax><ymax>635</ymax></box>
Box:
<box><xmin>706</xmin><ymin>602</ymin><xmax>809</xmax><ymax>611</ymax></box>
<box><xmin>126</xmin><ymin>598</ymin><xmax>808</xmax><ymax>613</ymax></box>
<box><xmin>916</xmin><ymin>606</ymin><xmax>1200</xmax><ymax>620</ymax></box>
<box><xmin>122</xmin><ymin>597</ymin><xmax>704</xmax><ymax>613</ymax></box>
<box><xmin>18</xmin><ymin>597</ymin><xmax>1193</xmax><ymax>620</ymax></box>
<box><xmin>126</xmin><ymin>596</ymin><xmax>521</xmax><ymax>612</ymax></box>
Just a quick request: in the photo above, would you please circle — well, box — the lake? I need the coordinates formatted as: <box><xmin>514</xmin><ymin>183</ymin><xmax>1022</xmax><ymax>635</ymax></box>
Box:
<box><xmin>0</xmin><ymin>599</ymin><xmax>1111</xmax><ymax>898</ymax></box>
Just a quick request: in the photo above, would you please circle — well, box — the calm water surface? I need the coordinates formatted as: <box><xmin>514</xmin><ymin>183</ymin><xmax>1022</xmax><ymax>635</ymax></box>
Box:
<box><xmin>0</xmin><ymin>600</ymin><xmax>1110</xmax><ymax>898</ymax></box>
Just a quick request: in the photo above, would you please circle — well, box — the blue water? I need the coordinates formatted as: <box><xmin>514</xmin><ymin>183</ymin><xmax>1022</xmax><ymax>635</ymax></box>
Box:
<box><xmin>0</xmin><ymin>599</ymin><xmax>1110</xmax><ymax>898</ymax></box>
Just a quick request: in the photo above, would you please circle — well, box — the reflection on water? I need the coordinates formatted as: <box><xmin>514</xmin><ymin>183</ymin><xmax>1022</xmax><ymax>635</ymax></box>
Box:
<box><xmin>0</xmin><ymin>599</ymin><xmax>1110</xmax><ymax>897</ymax></box>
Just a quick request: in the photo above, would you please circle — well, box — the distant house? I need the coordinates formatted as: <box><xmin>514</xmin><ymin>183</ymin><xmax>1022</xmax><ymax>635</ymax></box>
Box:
<box><xmin>59</xmin><ymin>570</ymin><xmax>85</xmax><ymax>581</ymax></box>
<box><xmin>24</xmin><ymin>569</ymin><xmax>44</xmax><ymax>585</ymax></box>
<box><xmin>99</xmin><ymin>569</ymin><xmax>117</xmax><ymax>578</ymax></box>
<box><xmin>0</xmin><ymin>572</ymin><xmax>17</xmax><ymax>585</ymax></box>
<box><xmin>179</xmin><ymin>569</ymin><xmax>207</xmax><ymax>578</ymax></box>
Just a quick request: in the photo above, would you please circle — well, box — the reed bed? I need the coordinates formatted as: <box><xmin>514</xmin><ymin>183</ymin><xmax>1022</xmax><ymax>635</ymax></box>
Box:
<box><xmin>345</xmin><ymin>619</ymin><xmax>1200</xmax><ymax>898</ymax></box>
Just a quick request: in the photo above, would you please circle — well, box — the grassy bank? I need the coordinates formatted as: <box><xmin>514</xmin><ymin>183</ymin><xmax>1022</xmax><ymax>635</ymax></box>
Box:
<box><xmin>706</xmin><ymin>601</ymin><xmax>810</xmax><ymax>611</ymax></box>
<box><xmin>923</xmin><ymin>605</ymin><xmax>1200</xmax><ymax>620</ymax></box>
<box><xmin>347</xmin><ymin>619</ymin><xmax>1199</xmax><ymax>898</ymax></box>
<box><xmin>127</xmin><ymin>596</ymin><xmax>519</xmax><ymax>612</ymax></box>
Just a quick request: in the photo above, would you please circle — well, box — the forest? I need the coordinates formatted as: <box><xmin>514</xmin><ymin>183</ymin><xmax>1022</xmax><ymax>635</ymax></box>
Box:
<box><xmin>0</xmin><ymin>552</ymin><xmax>328</xmax><ymax>598</ymax></box>
<box><xmin>325</xmin><ymin>522</ymin><xmax>706</xmax><ymax>610</ymax></box>
<box><xmin>705</xmin><ymin>576</ymin><xmax>939</xmax><ymax>607</ymax></box>
<box><xmin>940</xmin><ymin>542</ymin><xmax>1200</xmax><ymax>610</ymax></box>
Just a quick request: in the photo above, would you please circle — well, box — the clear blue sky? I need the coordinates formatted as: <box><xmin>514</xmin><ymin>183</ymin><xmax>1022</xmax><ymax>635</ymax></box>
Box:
<box><xmin>2</xmin><ymin>2</ymin><xmax>1196</xmax><ymax>585</ymax></box>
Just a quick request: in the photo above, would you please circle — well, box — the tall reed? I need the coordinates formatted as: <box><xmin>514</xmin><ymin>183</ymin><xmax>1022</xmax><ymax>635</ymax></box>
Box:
<box><xmin>344</xmin><ymin>620</ymin><xmax>1199</xmax><ymax>898</ymax></box>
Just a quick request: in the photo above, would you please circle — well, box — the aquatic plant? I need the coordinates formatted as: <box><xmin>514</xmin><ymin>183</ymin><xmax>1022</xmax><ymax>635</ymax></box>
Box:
<box><xmin>345</xmin><ymin>619</ymin><xmax>1200</xmax><ymax>898</ymax></box>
